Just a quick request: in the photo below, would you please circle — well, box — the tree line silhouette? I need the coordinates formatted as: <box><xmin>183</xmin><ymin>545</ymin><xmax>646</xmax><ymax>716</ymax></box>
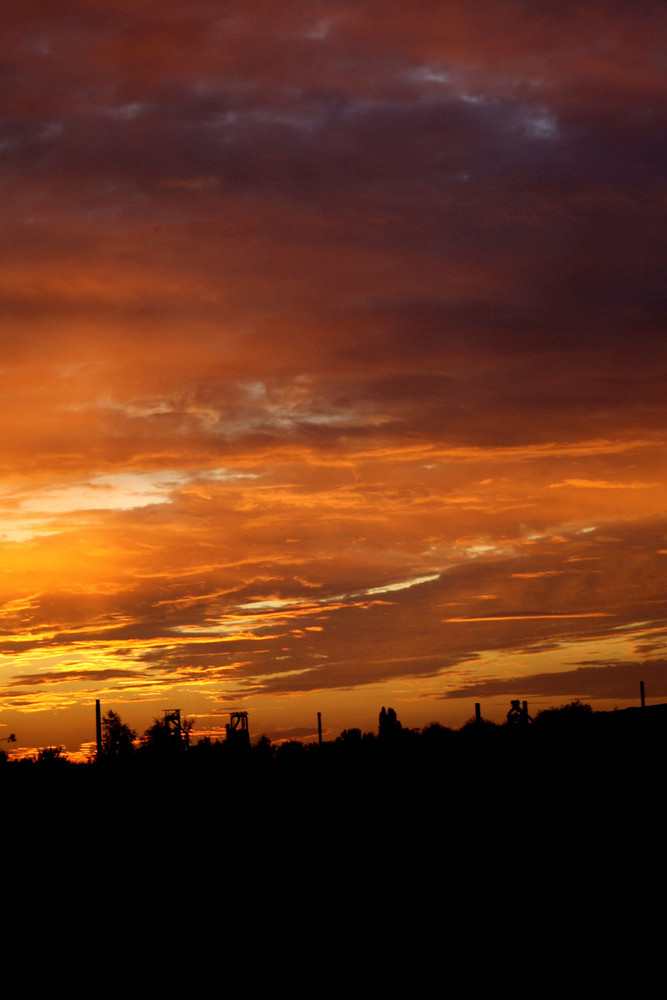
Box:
<box><xmin>3</xmin><ymin>698</ymin><xmax>665</xmax><ymax>787</ymax></box>
<box><xmin>3</xmin><ymin>698</ymin><xmax>665</xmax><ymax>862</ymax></box>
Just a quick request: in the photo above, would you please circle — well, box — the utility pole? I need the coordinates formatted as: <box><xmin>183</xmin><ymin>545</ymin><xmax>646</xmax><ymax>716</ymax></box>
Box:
<box><xmin>95</xmin><ymin>699</ymin><xmax>102</xmax><ymax>759</ymax></box>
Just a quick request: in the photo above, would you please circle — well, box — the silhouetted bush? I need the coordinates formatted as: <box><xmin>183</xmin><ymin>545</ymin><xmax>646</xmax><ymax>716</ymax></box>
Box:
<box><xmin>533</xmin><ymin>701</ymin><xmax>594</xmax><ymax>732</ymax></box>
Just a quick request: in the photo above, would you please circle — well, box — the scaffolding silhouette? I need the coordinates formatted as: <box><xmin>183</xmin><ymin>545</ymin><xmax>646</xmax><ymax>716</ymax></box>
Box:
<box><xmin>226</xmin><ymin>711</ymin><xmax>250</xmax><ymax>751</ymax></box>
<box><xmin>162</xmin><ymin>708</ymin><xmax>191</xmax><ymax>749</ymax></box>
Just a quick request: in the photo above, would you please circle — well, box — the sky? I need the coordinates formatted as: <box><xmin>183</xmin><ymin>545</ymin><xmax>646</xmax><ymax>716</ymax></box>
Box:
<box><xmin>1</xmin><ymin>0</ymin><xmax>666</xmax><ymax>757</ymax></box>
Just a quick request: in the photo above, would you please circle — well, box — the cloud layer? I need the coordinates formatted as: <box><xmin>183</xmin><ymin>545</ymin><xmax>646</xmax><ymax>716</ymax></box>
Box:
<box><xmin>1</xmin><ymin>1</ymin><xmax>666</xmax><ymax>750</ymax></box>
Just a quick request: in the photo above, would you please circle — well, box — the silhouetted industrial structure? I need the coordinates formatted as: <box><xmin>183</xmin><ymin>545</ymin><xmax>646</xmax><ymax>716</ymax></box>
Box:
<box><xmin>507</xmin><ymin>700</ymin><xmax>532</xmax><ymax>726</ymax></box>
<box><xmin>163</xmin><ymin>709</ymin><xmax>182</xmax><ymax>737</ymax></box>
<box><xmin>226</xmin><ymin>711</ymin><xmax>250</xmax><ymax>751</ymax></box>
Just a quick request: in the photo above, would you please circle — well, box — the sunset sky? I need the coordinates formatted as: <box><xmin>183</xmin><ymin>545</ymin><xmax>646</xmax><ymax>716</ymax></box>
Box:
<box><xmin>2</xmin><ymin>0</ymin><xmax>666</xmax><ymax>756</ymax></box>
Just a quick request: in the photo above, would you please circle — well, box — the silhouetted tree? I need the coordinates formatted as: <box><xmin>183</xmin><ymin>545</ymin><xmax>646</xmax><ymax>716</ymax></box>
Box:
<box><xmin>141</xmin><ymin>717</ymin><xmax>173</xmax><ymax>754</ymax></box>
<box><xmin>457</xmin><ymin>717</ymin><xmax>502</xmax><ymax>764</ymax></box>
<box><xmin>36</xmin><ymin>746</ymin><xmax>68</xmax><ymax>766</ymax></box>
<box><xmin>459</xmin><ymin>716</ymin><xmax>500</xmax><ymax>733</ymax></box>
<box><xmin>276</xmin><ymin>739</ymin><xmax>306</xmax><ymax>761</ymax></box>
<box><xmin>101</xmin><ymin>710</ymin><xmax>136</xmax><ymax>759</ymax></box>
<box><xmin>338</xmin><ymin>727</ymin><xmax>362</xmax><ymax>745</ymax></box>
<box><xmin>420</xmin><ymin>722</ymin><xmax>454</xmax><ymax>748</ymax></box>
<box><xmin>533</xmin><ymin>701</ymin><xmax>594</xmax><ymax>732</ymax></box>
<box><xmin>182</xmin><ymin>716</ymin><xmax>194</xmax><ymax>749</ymax></box>
<box><xmin>378</xmin><ymin>706</ymin><xmax>402</xmax><ymax>740</ymax></box>
<box><xmin>141</xmin><ymin>711</ymin><xmax>194</xmax><ymax>756</ymax></box>
<box><xmin>191</xmin><ymin>735</ymin><xmax>224</xmax><ymax>755</ymax></box>
<box><xmin>252</xmin><ymin>734</ymin><xmax>274</xmax><ymax>760</ymax></box>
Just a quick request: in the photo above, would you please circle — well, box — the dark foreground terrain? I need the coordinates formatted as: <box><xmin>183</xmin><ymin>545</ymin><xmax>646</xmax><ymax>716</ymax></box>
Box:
<box><xmin>4</xmin><ymin>705</ymin><xmax>663</xmax><ymax>958</ymax></box>
<box><xmin>5</xmin><ymin>704</ymin><xmax>664</xmax><ymax>848</ymax></box>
